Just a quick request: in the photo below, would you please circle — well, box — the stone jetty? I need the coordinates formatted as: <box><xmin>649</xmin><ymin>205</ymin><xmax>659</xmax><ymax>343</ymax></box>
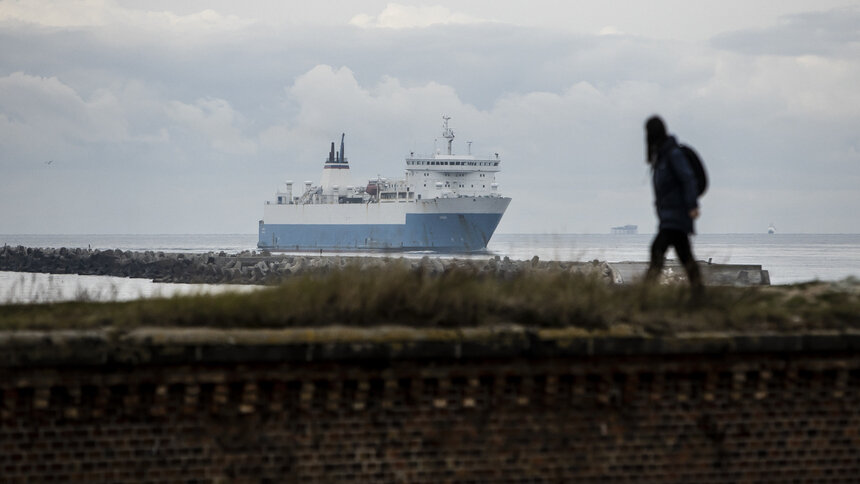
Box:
<box><xmin>0</xmin><ymin>245</ymin><xmax>770</xmax><ymax>286</ymax></box>
<box><xmin>0</xmin><ymin>246</ymin><xmax>620</xmax><ymax>285</ymax></box>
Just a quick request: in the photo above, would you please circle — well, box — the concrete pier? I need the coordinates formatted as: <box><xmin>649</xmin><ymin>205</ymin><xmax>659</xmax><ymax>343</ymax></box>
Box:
<box><xmin>610</xmin><ymin>260</ymin><xmax>770</xmax><ymax>285</ymax></box>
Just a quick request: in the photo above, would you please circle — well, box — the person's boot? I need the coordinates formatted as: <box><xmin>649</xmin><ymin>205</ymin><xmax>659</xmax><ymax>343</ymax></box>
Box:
<box><xmin>685</xmin><ymin>261</ymin><xmax>705</xmax><ymax>302</ymax></box>
<box><xmin>645</xmin><ymin>258</ymin><xmax>664</xmax><ymax>284</ymax></box>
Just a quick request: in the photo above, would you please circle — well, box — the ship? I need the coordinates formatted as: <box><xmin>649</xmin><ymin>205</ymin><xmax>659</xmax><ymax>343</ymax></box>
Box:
<box><xmin>611</xmin><ymin>225</ymin><xmax>638</xmax><ymax>235</ymax></box>
<box><xmin>257</xmin><ymin>117</ymin><xmax>511</xmax><ymax>251</ymax></box>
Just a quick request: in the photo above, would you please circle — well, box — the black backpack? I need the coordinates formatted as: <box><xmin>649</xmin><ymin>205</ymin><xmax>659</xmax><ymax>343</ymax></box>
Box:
<box><xmin>679</xmin><ymin>144</ymin><xmax>708</xmax><ymax>197</ymax></box>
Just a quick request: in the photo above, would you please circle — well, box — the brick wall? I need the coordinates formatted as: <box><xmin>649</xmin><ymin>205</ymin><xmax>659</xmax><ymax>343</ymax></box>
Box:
<box><xmin>2</xmin><ymin>329</ymin><xmax>860</xmax><ymax>482</ymax></box>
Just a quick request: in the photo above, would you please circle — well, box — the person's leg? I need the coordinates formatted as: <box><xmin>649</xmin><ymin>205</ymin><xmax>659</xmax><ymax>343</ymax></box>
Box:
<box><xmin>670</xmin><ymin>231</ymin><xmax>703</xmax><ymax>290</ymax></box>
<box><xmin>646</xmin><ymin>230</ymin><xmax>671</xmax><ymax>282</ymax></box>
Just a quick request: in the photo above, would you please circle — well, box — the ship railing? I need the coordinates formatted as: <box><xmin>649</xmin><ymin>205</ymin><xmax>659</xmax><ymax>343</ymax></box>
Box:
<box><xmin>407</xmin><ymin>153</ymin><xmax>499</xmax><ymax>161</ymax></box>
<box><xmin>406</xmin><ymin>160</ymin><xmax>500</xmax><ymax>169</ymax></box>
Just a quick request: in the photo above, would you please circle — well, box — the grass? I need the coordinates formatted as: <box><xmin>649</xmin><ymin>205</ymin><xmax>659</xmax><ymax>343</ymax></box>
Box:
<box><xmin>0</xmin><ymin>264</ymin><xmax>858</xmax><ymax>335</ymax></box>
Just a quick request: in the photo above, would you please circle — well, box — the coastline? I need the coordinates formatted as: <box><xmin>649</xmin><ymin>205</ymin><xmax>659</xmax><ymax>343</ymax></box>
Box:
<box><xmin>0</xmin><ymin>245</ymin><xmax>770</xmax><ymax>288</ymax></box>
<box><xmin>0</xmin><ymin>246</ymin><xmax>617</xmax><ymax>285</ymax></box>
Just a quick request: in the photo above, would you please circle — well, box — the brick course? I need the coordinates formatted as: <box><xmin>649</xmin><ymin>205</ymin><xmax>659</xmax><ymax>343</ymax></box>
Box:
<box><xmin>2</xmin><ymin>329</ymin><xmax>860</xmax><ymax>482</ymax></box>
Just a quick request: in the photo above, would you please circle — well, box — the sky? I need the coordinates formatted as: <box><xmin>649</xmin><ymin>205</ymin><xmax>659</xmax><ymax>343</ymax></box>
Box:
<box><xmin>1</xmin><ymin>0</ymin><xmax>858</xmax><ymax>234</ymax></box>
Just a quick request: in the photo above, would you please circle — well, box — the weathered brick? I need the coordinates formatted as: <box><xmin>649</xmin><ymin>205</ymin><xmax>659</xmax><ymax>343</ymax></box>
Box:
<box><xmin>2</xmin><ymin>348</ymin><xmax>860</xmax><ymax>482</ymax></box>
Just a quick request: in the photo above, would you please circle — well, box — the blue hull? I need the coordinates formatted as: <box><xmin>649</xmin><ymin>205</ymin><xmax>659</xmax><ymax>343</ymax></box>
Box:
<box><xmin>258</xmin><ymin>212</ymin><xmax>504</xmax><ymax>251</ymax></box>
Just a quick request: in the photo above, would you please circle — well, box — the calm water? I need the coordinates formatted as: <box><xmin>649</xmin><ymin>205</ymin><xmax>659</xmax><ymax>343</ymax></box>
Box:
<box><xmin>489</xmin><ymin>234</ymin><xmax>860</xmax><ymax>285</ymax></box>
<box><xmin>2</xmin><ymin>233</ymin><xmax>859</xmax><ymax>302</ymax></box>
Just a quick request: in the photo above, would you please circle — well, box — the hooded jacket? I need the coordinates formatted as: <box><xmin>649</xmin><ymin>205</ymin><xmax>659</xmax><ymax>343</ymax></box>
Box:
<box><xmin>652</xmin><ymin>135</ymin><xmax>699</xmax><ymax>234</ymax></box>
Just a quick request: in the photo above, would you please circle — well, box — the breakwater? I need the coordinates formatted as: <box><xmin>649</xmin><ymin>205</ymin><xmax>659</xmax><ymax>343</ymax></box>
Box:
<box><xmin>0</xmin><ymin>245</ymin><xmax>772</xmax><ymax>286</ymax></box>
<box><xmin>0</xmin><ymin>245</ymin><xmax>620</xmax><ymax>285</ymax></box>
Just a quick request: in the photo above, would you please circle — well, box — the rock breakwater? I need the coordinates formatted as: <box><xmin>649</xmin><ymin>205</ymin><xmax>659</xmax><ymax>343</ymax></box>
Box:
<box><xmin>0</xmin><ymin>246</ymin><xmax>619</xmax><ymax>285</ymax></box>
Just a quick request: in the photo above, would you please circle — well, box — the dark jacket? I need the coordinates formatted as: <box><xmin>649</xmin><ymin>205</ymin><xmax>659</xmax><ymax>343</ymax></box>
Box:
<box><xmin>652</xmin><ymin>136</ymin><xmax>698</xmax><ymax>234</ymax></box>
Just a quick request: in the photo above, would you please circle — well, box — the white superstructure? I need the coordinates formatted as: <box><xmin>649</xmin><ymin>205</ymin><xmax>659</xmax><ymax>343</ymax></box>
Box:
<box><xmin>404</xmin><ymin>115</ymin><xmax>502</xmax><ymax>200</ymax></box>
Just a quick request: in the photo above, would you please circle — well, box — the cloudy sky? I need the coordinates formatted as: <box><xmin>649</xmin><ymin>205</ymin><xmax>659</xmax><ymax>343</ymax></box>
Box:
<box><xmin>1</xmin><ymin>0</ymin><xmax>858</xmax><ymax>234</ymax></box>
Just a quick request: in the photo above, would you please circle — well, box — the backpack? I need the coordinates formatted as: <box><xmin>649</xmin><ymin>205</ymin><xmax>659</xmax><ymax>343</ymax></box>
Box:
<box><xmin>679</xmin><ymin>144</ymin><xmax>708</xmax><ymax>197</ymax></box>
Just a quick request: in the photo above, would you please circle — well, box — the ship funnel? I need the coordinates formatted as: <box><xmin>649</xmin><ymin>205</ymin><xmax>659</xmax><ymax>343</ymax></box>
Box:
<box><xmin>329</xmin><ymin>143</ymin><xmax>335</xmax><ymax>162</ymax></box>
<box><xmin>340</xmin><ymin>133</ymin><xmax>345</xmax><ymax>163</ymax></box>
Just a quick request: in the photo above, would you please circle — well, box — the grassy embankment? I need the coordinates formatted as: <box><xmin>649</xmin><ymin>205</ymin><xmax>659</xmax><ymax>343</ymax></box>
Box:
<box><xmin>1</xmin><ymin>265</ymin><xmax>858</xmax><ymax>335</ymax></box>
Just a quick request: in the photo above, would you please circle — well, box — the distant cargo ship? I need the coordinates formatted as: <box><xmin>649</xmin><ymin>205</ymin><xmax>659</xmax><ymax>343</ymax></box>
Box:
<box><xmin>258</xmin><ymin>117</ymin><xmax>511</xmax><ymax>251</ymax></box>
<box><xmin>611</xmin><ymin>225</ymin><xmax>638</xmax><ymax>235</ymax></box>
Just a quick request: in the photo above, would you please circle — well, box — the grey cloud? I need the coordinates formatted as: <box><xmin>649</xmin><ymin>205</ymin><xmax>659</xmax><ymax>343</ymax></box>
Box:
<box><xmin>712</xmin><ymin>7</ymin><xmax>860</xmax><ymax>57</ymax></box>
<box><xmin>1</xmin><ymin>6</ymin><xmax>859</xmax><ymax>234</ymax></box>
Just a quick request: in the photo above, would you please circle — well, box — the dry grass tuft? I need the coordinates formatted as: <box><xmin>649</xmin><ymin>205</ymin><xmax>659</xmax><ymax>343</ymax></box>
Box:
<box><xmin>1</xmin><ymin>266</ymin><xmax>857</xmax><ymax>335</ymax></box>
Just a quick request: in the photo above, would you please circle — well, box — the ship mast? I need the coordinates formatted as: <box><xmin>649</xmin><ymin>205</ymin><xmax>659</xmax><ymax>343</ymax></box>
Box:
<box><xmin>441</xmin><ymin>115</ymin><xmax>454</xmax><ymax>155</ymax></box>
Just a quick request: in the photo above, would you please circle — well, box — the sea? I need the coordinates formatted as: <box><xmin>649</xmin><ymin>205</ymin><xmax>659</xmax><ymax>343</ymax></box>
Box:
<box><xmin>2</xmin><ymin>233</ymin><xmax>859</xmax><ymax>304</ymax></box>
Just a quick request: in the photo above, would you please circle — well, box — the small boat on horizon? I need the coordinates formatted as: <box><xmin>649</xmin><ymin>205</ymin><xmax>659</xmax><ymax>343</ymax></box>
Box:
<box><xmin>768</xmin><ymin>223</ymin><xmax>776</xmax><ymax>234</ymax></box>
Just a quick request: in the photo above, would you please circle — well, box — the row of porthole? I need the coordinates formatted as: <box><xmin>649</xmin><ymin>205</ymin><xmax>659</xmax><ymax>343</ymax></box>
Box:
<box><xmin>423</xmin><ymin>184</ymin><xmax>487</xmax><ymax>188</ymax></box>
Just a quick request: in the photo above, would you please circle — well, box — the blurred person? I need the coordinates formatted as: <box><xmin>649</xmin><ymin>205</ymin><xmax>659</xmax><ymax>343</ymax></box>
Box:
<box><xmin>644</xmin><ymin>115</ymin><xmax>703</xmax><ymax>294</ymax></box>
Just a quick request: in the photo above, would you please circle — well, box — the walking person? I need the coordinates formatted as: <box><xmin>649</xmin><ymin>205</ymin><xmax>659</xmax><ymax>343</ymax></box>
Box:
<box><xmin>643</xmin><ymin>115</ymin><xmax>703</xmax><ymax>294</ymax></box>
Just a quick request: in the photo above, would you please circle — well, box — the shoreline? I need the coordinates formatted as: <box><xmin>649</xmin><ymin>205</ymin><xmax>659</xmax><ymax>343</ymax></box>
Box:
<box><xmin>0</xmin><ymin>245</ymin><xmax>770</xmax><ymax>286</ymax></box>
<box><xmin>1</xmin><ymin>245</ymin><xmax>618</xmax><ymax>285</ymax></box>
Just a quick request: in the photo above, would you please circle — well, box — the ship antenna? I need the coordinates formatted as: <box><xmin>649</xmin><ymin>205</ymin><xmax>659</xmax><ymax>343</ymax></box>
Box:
<box><xmin>441</xmin><ymin>115</ymin><xmax>454</xmax><ymax>155</ymax></box>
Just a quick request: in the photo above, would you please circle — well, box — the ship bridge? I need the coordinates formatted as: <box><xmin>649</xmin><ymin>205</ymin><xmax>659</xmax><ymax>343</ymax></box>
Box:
<box><xmin>403</xmin><ymin>116</ymin><xmax>502</xmax><ymax>200</ymax></box>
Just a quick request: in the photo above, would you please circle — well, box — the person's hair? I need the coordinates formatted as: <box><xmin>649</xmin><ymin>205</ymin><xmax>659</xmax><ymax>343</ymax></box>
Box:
<box><xmin>645</xmin><ymin>115</ymin><xmax>667</xmax><ymax>164</ymax></box>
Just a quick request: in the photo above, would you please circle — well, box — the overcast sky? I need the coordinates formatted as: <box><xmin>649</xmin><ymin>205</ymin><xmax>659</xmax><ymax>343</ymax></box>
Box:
<box><xmin>1</xmin><ymin>0</ymin><xmax>858</xmax><ymax>234</ymax></box>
